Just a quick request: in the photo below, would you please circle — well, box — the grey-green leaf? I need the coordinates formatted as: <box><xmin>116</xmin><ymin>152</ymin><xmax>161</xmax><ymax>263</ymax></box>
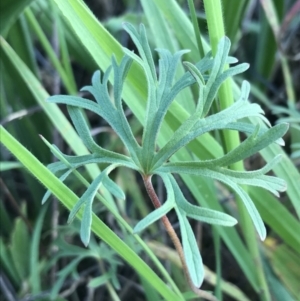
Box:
<box><xmin>176</xmin><ymin>208</ymin><xmax>204</xmax><ymax>287</ymax></box>
<box><xmin>103</xmin><ymin>175</ymin><xmax>125</xmax><ymax>200</ymax></box>
<box><xmin>42</xmin><ymin>169</ymin><xmax>73</xmax><ymax>204</ymax></box>
<box><xmin>133</xmin><ymin>199</ymin><xmax>174</xmax><ymax>234</ymax></box>
<box><xmin>169</xmin><ymin>175</ymin><xmax>237</xmax><ymax>226</ymax></box>
<box><xmin>68</xmin><ymin>165</ymin><xmax>117</xmax><ymax>226</ymax></box>
<box><xmin>81</xmin><ymin>199</ymin><xmax>93</xmax><ymax>246</ymax></box>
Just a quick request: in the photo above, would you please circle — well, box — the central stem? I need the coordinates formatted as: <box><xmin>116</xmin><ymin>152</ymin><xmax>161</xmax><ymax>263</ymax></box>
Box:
<box><xmin>142</xmin><ymin>174</ymin><xmax>218</xmax><ymax>301</ymax></box>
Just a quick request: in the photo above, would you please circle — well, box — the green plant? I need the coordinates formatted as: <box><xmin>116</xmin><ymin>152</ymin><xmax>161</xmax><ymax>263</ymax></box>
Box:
<box><xmin>272</xmin><ymin>103</ymin><xmax>300</xmax><ymax>160</ymax></box>
<box><xmin>42</xmin><ymin>22</ymin><xmax>288</xmax><ymax>297</ymax></box>
<box><xmin>46</xmin><ymin>223</ymin><xmax>123</xmax><ymax>300</ymax></box>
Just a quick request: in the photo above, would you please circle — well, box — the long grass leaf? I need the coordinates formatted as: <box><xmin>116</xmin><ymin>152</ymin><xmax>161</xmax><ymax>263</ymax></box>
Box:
<box><xmin>0</xmin><ymin>126</ymin><xmax>182</xmax><ymax>301</ymax></box>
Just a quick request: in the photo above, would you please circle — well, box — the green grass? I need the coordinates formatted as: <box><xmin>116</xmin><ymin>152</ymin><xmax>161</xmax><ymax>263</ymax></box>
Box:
<box><xmin>0</xmin><ymin>1</ymin><xmax>299</xmax><ymax>300</ymax></box>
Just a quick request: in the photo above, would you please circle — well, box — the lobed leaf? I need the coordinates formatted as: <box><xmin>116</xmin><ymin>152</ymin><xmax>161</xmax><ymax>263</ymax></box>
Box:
<box><xmin>161</xmin><ymin>166</ymin><xmax>266</xmax><ymax>240</ymax></box>
<box><xmin>41</xmin><ymin>20</ymin><xmax>289</xmax><ymax>288</ymax></box>
<box><xmin>67</xmin><ymin>105</ymin><xmax>117</xmax><ymax>156</ymax></box>
<box><xmin>68</xmin><ymin>165</ymin><xmax>118</xmax><ymax>229</ymax></box>
<box><xmin>50</xmin><ymin>64</ymin><xmax>142</xmax><ymax>166</ymax></box>
<box><xmin>224</xmin><ymin>122</ymin><xmax>286</xmax><ymax>146</ymax></box>
<box><xmin>123</xmin><ymin>23</ymin><xmax>157</xmax><ymax>83</ymax></box>
<box><xmin>123</xmin><ymin>24</ymin><xmax>157</xmax><ymax>169</ymax></box>
<box><xmin>165</xmin><ymin>123</ymin><xmax>288</xmax><ymax>170</ymax></box>
<box><xmin>152</xmin><ymin>81</ymin><xmax>269</xmax><ymax>169</ymax></box>
<box><xmin>170</xmin><ymin>176</ymin><xmax>237</xmax><ymax>226</ymax></box>
<box><xmin>191</xmin><ymin>168</ymin><xmax>267</xmax><ymax>240</ymax></box>
<box><xmin>163</xmin><ymin>52</ymin><xmax>237</xmax><ymax>105</ymax></box>
<box><xmin>111</xmin><ymin>55</ymin><xmax>133</xmax><ymax>110</ymax></box>
<box><xmin>141</xmin><ymin>49</ymin><xmax>190</xmax><ymax>170</ymax></box>
<box><xmin>202</xmin><ymin>63</ymin><xmax>249</xmax><ymax>116</ymax></box>
<box><xmin>161</xmin><ymin>155</ymin><xmax>286</xmax><ymax>198</ymax></box>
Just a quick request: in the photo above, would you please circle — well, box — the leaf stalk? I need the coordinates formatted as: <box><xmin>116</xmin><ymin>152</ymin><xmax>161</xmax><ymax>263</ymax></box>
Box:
<box><xmin>142</xmin><ymin>174</ymin><xmax>218</xmax><ymax>301</ymax></box>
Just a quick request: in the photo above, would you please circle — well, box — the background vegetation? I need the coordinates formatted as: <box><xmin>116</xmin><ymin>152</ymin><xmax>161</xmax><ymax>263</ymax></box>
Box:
<box><xmin>0</xmin><ymin>0</ymin><xmax>299</xmax><ymax>301</ymax></box>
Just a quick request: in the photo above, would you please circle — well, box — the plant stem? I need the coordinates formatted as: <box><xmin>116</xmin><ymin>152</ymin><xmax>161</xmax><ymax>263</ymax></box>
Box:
<box><xmin>142</xmin><ymin>174</ymin><xmax>218</xmax><ymax>301</ymax></box>
<box><xmin>202</xmin><ymin>1</ymin><xmax>271</xmax><ymax>300</ymax></box>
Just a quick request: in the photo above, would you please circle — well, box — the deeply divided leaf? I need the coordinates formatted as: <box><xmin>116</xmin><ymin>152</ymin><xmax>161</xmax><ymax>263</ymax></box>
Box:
<box><xmin>44</xmin><ymin>23</ymin><xmax>288</xmax><ymax>283</ymax></box>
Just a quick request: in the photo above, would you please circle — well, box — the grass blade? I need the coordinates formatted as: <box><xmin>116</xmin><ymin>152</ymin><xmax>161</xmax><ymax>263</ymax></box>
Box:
<box><xmin>0</xmin><ymin>125</ymin><xmax>182</xmax><ymax>301</ymax></box>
